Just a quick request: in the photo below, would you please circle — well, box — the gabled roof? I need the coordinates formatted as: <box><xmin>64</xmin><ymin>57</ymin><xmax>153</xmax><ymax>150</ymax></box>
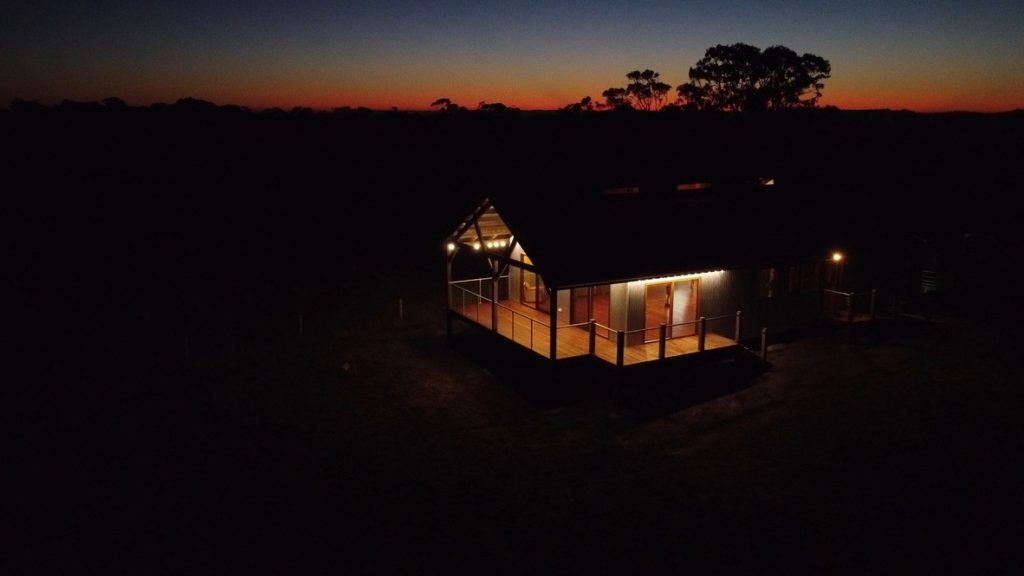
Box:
<box><xmin>451</xmin><ymin>173</ymin><xmax>831</xmax><ymax>288</ymax></box>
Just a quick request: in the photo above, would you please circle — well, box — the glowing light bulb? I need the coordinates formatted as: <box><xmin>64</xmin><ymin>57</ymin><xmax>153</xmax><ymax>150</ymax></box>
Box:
<box><xmin>832</xmin><ymin>252</ymin><xmax>843</xmax><ymax>262</ymax></box>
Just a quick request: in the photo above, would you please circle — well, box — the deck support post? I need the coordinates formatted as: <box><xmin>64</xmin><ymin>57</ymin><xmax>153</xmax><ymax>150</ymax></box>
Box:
<box><xmin>588</xmin><ymin>319</ymin><xmax>596</xmax><ymax>355</ymax></box>
<box><xmin>734</xmin><ymin>310</ymin><xmax>743</xmax><ymax>344</ymax></box>
<box><xmin>760</xmin><ymin>327</ymin><xmax>768</xmax><ymax>360</ymax></box>
<box><xmin>698</xmin><ymin>316</ymin><xmax>707</xmax><ymax>352</ymax></box>
<box><xmin>846</xmin><ymin>293</ymin><xmax>855</xmax><ymax>343</ymax></box>
<box><xmin>658</xmin><ymin>323</ymin><xmax>666</xmax><ymax>359</ymax></box>
<box><xmin>616</xmin><ymin>331</ymin><xmax>625</xmax><ymax>368</ymax></box>
<box><xmin>869</xmin><ymin>289</ymin><xmax>877</xmax><ymax>320</ymax></box>
<box><xmin>549</xmin><ymin>288</ymin><xmax>557</xmax><ymax>360</ymax></box>
<box><xmin>489</xmin><ymin>259</ymin><xmax>501</xmax><ymax>332</ymax></box>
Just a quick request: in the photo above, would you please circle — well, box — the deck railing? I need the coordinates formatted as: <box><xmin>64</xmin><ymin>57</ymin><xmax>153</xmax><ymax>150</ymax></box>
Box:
<box><xmin>448</xmin><ymin>280</ymin><xmax>745</xmax><ymax>366</ymax></box>
<box><xmin>555</xmin><ymin>321</ymin><xmax>594</xmax><ymax>359</ymax></box>
<box><xmin>495</xmin><ymin>301</ymin><xmax>549</xmax><ymax>357</ymax></box>
<box><xmin>822</xmin><ymin>288</ymin><xmax>876</xmax><ymax>324</ymax></box>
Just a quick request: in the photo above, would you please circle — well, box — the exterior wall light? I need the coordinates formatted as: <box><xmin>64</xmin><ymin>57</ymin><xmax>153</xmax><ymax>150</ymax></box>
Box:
<box><xmin>832</xmin><ymin>252</ymin><xmax>843</xmax><ymax>262</ymax></box>
<box><xmin>446</xmin><ymin>242</ymin><xmax>456</xmax><ymax>252</ymax></box>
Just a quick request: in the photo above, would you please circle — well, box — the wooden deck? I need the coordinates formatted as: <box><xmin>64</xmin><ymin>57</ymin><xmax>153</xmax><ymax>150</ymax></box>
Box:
<box><xmin>451</xmin><ymin>299</ymin><xmax>736</xmax><ymax>366</ymax></box>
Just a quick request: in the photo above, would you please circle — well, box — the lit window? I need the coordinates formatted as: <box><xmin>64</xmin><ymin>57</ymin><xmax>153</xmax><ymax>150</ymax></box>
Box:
<box><xmin>676</xmin><ymin>182</ymin><xmax>712</xmax><ymax>192</ymax></box>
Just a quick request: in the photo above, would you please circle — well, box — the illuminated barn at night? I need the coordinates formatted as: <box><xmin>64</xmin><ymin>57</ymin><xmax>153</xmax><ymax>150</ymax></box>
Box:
<box><xmin>445</xmin><ymin>178</ymin><xmax>869</xmax><ymax>366</ymax></box>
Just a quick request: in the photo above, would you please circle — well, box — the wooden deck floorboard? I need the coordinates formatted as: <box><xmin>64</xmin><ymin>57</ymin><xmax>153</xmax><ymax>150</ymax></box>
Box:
<box><xmin>451</xmin><ymin>299</ymin><xmax>737</xmax><ymax>366</ymax></box>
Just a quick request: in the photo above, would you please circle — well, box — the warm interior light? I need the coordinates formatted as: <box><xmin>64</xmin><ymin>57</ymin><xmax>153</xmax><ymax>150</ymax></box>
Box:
<box><xmin>446</xmin><ymin>242</ymin><xmax>456</xmax><ymax>252</ymax></box>
<box><xmin>638</xmin><ymin>270</ymin><xmax>724</xmax><ymax>285</ymax></box>
<box><xmin>832</xmin><ymin>252</ymin><xmax>843</xmax><ymax>262</ymax></box>
<box><xmin>473</xmin><ymin>242</ymin><xmax>481</xmax><ymax>251</ymax></box>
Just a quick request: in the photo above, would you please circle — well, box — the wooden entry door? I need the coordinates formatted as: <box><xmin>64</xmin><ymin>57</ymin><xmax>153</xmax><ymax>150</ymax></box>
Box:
<box><xmin>644</xmin><ymin>279</ymin><xmax>699</xmax><ymax>341</ymax></box>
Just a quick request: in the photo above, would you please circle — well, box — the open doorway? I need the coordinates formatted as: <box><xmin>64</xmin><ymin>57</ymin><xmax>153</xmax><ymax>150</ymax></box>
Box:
<box><xmin>520</xmin><ymin>254</ymin><xmax>550</xmax><ymax>312</ymax></box>
<box><xmin>644</xmin><ymin>279</ymin><xmax>699</xmax><ymax>341</ymax></box>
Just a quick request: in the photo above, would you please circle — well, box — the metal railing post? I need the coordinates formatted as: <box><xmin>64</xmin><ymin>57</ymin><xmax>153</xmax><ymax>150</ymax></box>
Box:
<box><xmin>589</xmin><ymin>319</ymin><xmax>596</xmax><ymax>355</ymax></box>
<box><xmin>698</xmin><ymin>316</ymin><xmax>707</xmax><ymax>352</ymax></box>
<box><xmin>760</xmin><ymin>327</ymin><xmax>768</xmax><ymax>360</ymax></box>
<box><xmin>491</xmin><ymin>277</ymin><xmax>498</xmax><ymax>331</ymax></box>
<box><xmin>616</xmin><ymin>331</ymin><xmax>625</xmax><ymax>368</ymax></box>
<box><xmin>734</xmin><ymin>310</ymin><xmax>743</xmax><ymax>344</ymax></box>
<box><xmin>658</xmin><ymin>323</ymin><xmax>666</xmax><ymax>359</ymax></box>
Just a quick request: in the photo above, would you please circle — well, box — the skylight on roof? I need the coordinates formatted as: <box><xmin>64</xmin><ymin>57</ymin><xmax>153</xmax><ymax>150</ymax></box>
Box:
<box><xmin>676</xmin><ymin>182</ymin><xmax>712</xmax><ymax>192</ymax></box>
<box><xmin>601</xmin><ymin>185</ymin><xmax>640</xmax><ymax>196</ymax></box>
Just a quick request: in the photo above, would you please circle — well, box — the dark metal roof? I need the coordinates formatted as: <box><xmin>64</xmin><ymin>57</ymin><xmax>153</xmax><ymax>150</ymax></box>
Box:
<box><xmin>463</xmin><ymin>174</ymin><xmax>832</xmax><ymax>288</ymax></box>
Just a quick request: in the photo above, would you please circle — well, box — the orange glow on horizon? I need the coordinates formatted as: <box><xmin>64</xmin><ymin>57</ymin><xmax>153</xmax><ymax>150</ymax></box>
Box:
<box><xmin>112</xmin><ymin>82</ymin><xmax>1022</xmax><ymax>114</ymax></box>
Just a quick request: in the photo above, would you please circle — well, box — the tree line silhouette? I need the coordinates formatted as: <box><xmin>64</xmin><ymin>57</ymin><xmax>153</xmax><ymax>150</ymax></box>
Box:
<box><xmin>601</xmin><ymin>43</ymin><xmax>830</xmax><ymax>112</ymax></box>
<box><xmin>433</xmin><ymin>43</ymin><xmax>831</xmax><ymax>113</ymax></box>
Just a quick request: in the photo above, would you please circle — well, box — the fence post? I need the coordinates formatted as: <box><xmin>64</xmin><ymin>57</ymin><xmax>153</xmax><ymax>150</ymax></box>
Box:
<box><xmin>760</xmin><ymin>327</ymin><xmax>768</xmax><ymax>360</ymax></box>
<box><xmin>698</xmin><ymin>316</ymin><xmax>707</xmax><ymax>352</ymax></box>
<box><xmin>589</xmin><ymin>319</ymin><xmax>596</xmax><ymax>355</ymax></box>
<box><xmin>658</xmin><ymin>323</ymin><xmax>666</xmax><ymax>359</ymax></box>
<box><xmin>869</xmin><ymin>288</ymin><xmax>877</xmax><ymax>320</ymax></box>
<box><xmin>734</xmin><ymin>310</ymin><xmax>743</xmax><ymax>344</ymax></box>
<box><xmin>616</xmin><ymin>330</ymin><xmax>625</xmax><ymax>368</ymax></box>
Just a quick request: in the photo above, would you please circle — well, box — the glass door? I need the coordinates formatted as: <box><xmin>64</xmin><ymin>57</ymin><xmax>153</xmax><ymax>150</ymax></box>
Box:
<box><xmin>671</xmin><ymin>279</ymin><xmax>698</xmax><ymax>337</ymax></box>
<box><xmin>645</xmin><ymin>279</ymin><xmax>699</xmax><ymax>341</ymax></box>
<box><xmin>521</xmin><ymin>255</ymin><xmax>550</xmax><ymax>313</ymax></box>
<box><xmin>571</xmin><ymin>285</ymin><xmax>611</xmax><ymax>338</ymax></box>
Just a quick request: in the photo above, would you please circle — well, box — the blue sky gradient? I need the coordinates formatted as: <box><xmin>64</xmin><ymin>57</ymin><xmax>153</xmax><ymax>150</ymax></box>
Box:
<box><xmin>3</xmin><ymin>1</ymin><xmax>1022</xmax><ymax>110</ymax></box>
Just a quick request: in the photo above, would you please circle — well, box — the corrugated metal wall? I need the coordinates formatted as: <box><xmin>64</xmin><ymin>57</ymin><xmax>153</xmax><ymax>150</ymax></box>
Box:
<box><xmin>625</xmin><ymin>281</ymin><xmax>647</xmax><ymax>346</ymax></box>
<box><xmin>609</xmin><ymin>282</ymin><xmax>628</xmax><ymax>334</ymax></box>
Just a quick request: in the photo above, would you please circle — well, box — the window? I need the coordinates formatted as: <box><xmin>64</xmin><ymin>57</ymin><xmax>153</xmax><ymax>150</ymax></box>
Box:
<box><xmin>759</xmin><ymin>268</ymin><xmax>777</xmax><ymax>299</ymax></box>
<box><xmin>801</xmin><ymin>261</ymin><xmax>820</xmax><ymax>293</ymax></box>
<box><xmin>788</xmin><ymin>266</ymin><xmax>800</xmax><ymax>294</ymax></box>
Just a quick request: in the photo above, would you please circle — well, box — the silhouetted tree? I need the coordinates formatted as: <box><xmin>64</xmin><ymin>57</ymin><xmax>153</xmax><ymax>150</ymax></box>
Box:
<box><xmin>430</xmin><ymin>98</ymin><xmax>465</xmax><ymax>113</ymax></box>
<box><xmin>562</xmin><ymin>96</ymin><xmax>593</xmax><ymax>113</ymax></box>
<box><xmin>600</xmin><ymin>87</ymin><xmax>630</xmax><ymax>110</ymax></box>
<box><xmin>677</xmin><ymin>43</ymin><xmax>830</xmax><ymax>111</ymax></box>
<box><xmin>9</xmin><ymin>98</ymin><xmax>47</xmax><ymax>113</ymax></box>
<box><xmin>477</xmin><ymin>101</ymin><xmax>517</xmax><ymax>112</ymax></box>
<box><xmin>601</xmin><ymin>70</ymin><xmax>672</xmax><ymax>111</ymax></box>
<box><xmin>102</xmin><ymin>97</ymin><xmax>127</xmax><ymax>109</ymax></box>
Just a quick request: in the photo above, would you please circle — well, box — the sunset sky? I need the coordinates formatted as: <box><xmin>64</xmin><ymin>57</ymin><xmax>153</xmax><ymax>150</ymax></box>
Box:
<box><xmin>4</xmin><ymin>1</ymin><xmax>1023</xmax><ymax>112</ymax></box>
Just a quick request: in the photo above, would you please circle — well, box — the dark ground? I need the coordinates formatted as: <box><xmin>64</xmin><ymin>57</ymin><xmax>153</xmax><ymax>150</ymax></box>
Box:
<box><xmin>6</xmin><ymin>105</ymin><xmax>1024</xmax><ymax>574</ymax></box>
<box><xmin>10</xmin><ymin>261</ymin><xmax>1024</xmax><ymax>574</ymax></box>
